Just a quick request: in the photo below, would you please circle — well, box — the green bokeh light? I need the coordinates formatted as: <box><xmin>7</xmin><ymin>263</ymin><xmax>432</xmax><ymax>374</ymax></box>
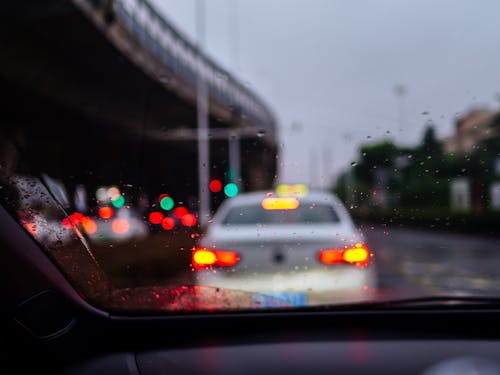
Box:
<box><xmin>160</xmin><ymin>196</ymin><xmax>174</xmax><ymax>211</ymax></box>
<box><xmin>224</xmin><ymin>183</ymin><xmax>239</xmax><ymax>198</ymax></box>
<box><xmin>111</xmin><ymin>195</ymin><xmax>125</xmax><ymax>208</ymax></box>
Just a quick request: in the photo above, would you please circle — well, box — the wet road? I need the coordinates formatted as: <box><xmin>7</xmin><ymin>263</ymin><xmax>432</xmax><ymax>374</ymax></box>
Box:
<box><xmin>363</xmin><ymin>224</ymin><xmax>500</xmax><ymax>296</ymax></box>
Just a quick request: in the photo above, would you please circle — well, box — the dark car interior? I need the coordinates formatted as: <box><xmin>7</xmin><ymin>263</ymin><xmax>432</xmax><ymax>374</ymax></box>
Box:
<box><xmin>3</xmin><ymin>202</ymin><xmax>500</xmax><ymax>375</ymax></box>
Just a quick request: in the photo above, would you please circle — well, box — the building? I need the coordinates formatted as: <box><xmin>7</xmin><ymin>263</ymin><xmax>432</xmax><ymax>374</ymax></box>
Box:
<box><xmin>445</xmin><ymin>109</ymin><xmax>500</xmax><ymax>154</ymax></box>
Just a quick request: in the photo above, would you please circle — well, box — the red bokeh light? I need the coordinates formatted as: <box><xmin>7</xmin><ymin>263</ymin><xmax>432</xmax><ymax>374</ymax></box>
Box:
<box><xmin>149</xmin><ymin>211</ymin><xmax>164</xmax><ymax>224</ymax></box>
<box><xmin>69</xmin><ymin>212</ymin><xmax>84</xmax><ymax>225</ymax></box>
<box><xmin>61</xmin><ymin>217</ymin><xmax>72</xmax><ymax>229</ymax></box>
<box><xmin>209</xmin><ymin>179</ymin><xmax>223</xmax><ymax>193</ymax></box>
<box><xmin>81</xmin><ymin>216</ymin><xmax>97</xmax><ymax>234</ymax></box>
<box><xmin>112</xmin><ymin>218</ymin><xmax>130</xmax><ymax>234</ymax></box>
<box><xmin>173</xmin><ymin>206</ymin><xmax>189</xmax><ymax>219</ymax></box>
<box><xmin>161</xmin><ymin>217</ymin><xmax>175</xmax><ymax>230</ymax></box>
<box><xmin>98</xmin><ymin>206</ymin><xmax>114</xmax><ymax>219</ymax></box>
<box><xmin>181</xmin><ymin>213</ymin><xmax>197</xmax><ymax>227</ymax></box>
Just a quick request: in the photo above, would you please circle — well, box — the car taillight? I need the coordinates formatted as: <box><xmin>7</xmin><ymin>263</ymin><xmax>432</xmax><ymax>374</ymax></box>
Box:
<box><xmin>319</xmin><ymin>243</ymin><xmax>370</xmax><ymax>268</ymax></box>
<box><xmin>192</xmin><ymin>247</ymin><xmax>240</xmax><ymax>269</ymax></box>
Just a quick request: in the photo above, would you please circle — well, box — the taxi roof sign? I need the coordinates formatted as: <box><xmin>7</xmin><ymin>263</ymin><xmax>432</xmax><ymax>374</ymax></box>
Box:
<box><xmin>275</xmin><ymin>184</ymin><xmax>309</xmax><ymax>197</ymax></box>
<box><xmin>261</xmin><ymin>197</ymin><xmax>300</xmax><ymax>210</ymax></box>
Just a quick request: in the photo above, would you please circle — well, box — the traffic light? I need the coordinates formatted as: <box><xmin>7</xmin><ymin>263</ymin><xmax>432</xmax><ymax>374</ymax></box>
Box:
<box><xmin>224</xmin><ymin>183</ymin><xmax>239</xmax><ymax>198</ymax></box>
<box><xmin>209</xmin><ymin>179</ymin><xmax>223</xmax><ymax>193</ymax></box>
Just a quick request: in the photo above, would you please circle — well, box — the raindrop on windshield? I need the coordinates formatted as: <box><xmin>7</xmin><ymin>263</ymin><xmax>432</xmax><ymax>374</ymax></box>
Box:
<box><xmin>158</xmin><ymin>75</ymin><xmax>170</xmax><ymax>84</ymax></box>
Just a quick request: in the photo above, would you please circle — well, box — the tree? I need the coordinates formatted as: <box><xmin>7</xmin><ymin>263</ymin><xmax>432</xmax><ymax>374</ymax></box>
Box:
<box><xmin>419</xmin><ymin>122</ymin><xmax>442</xmax><ymax>157</ymax></box>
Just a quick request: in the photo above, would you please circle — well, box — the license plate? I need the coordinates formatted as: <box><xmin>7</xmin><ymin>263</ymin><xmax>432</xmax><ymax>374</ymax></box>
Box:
<box><xmin>266</xmin><ymin>292</ymin><xmax>309</xmax><ymax>307</ymax></box>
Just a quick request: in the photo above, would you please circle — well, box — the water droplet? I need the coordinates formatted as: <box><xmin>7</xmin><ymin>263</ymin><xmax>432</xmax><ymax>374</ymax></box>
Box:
<box><xmin>256</xmin><ymin>129</ymin><xmax>266</xmax><ymax>137</ymax></box>
<box><xmin>351</xmin><ymin>161</ymin><xmax>357</xmax><ymax>166</ymax></box>
<box><xmin>159</xmin><ymin>75</ymin><xmax>170</xmax><ymax>84</ymax></box>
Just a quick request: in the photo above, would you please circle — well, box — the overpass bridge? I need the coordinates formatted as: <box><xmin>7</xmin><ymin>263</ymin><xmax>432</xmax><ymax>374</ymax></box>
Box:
<box><xmin>0</xmin><ymin>0</ymin><xmax>278</xmax><ymax>221</ymax></box>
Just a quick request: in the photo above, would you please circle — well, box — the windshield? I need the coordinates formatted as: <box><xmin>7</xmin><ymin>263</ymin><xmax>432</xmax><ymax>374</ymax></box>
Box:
<box><xmin>222</xmin><ymin>203</ymin><xmax>340</xmax><ymax>225</ymax></box>
<box><xmin>1</xmin><ymin>0</ymin><xmax>500</xmax><ymax>313</ymax></box>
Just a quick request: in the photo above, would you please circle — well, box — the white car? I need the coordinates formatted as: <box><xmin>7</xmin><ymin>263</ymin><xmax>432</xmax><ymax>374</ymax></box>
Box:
<box><xmin>194</xmin><ymin>189</ymin><xmax>377</xmax><ymax>307</ymax></box>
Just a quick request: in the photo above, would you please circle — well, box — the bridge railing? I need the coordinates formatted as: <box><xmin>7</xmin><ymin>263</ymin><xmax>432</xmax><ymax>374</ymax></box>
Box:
<box><xmin>112</xmin><ymin>0</ymin><xmax>276</xmax><ymax>132</ymax></box>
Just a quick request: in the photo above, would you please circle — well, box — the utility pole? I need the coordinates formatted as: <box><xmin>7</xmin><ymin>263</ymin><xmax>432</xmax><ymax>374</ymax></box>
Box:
<box><xmin>309</xmin><ymin>149</ymin><xmax>318</xmax><ymax>189</ymax></box>
<box><xmin>228</xmin><ymin>1</ymin><xmax>241</xmax><ymax>189</ymax></box>
<box><xmin>229</xmin><ymin>0</ymin><xmax>239</xmax><ymax>74</ymax></box>
<box><xmin>394</xmin><ymin>84</ymin><xmax>407</xmax><ymax>135</ymax></box>
<box><xmin>322</xmin><ymin>145</ymin><xmax>331</xmax><ymax>189</ymax></box>
<box><xmin>196</xmin><ymin>0</ymin><xmax>210</xmax><ymax>226</ymax></box>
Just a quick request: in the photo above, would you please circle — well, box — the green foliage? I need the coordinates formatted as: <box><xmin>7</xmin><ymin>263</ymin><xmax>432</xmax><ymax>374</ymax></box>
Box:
<box><xmin>333</xmin><ymin>122</ymin><xmax>500</xmax><ymax>215</ymax></box>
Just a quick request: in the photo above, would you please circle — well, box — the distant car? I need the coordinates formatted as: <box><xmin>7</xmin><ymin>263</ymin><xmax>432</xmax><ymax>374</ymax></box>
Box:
<box><xmin>86</xmin><ymin>207</ymin><xmax>149</xmax><ymax>244</ymax></box>
<box><xmin>194</xmin><ymin>188</ymin><xmax>377</xmax><ymax>307</ymax></box>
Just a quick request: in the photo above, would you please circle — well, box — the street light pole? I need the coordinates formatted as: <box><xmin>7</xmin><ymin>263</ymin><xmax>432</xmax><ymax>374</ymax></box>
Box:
<box><xmin>196</xmin><ymin>0</ymin><xmax>210</xmax><ymax>226</ymax></box>
<box><xmin>394</xmin><ymin>84</ymin><xmax>407</xmax><ymax>135</ymax></box>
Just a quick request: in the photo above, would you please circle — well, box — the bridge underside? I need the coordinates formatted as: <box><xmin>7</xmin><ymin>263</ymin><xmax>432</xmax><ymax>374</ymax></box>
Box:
<box><xmin>0</xmin><ymin>0</ymin><xmax>277</xmax><ymax>213</ymax></box>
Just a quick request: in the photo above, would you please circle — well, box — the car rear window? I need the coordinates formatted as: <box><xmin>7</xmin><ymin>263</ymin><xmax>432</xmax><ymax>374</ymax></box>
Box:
<box><xmin>222</xmin><ymin>203</ymin><xmax>340</xmax><ymax>225</ymax></box>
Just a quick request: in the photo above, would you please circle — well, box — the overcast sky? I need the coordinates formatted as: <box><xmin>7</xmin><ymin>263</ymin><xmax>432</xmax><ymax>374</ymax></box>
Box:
<box><xmin>151</xmin><ymin>0</ymin><xmax>500</xmax><ymax>188</ymax></box>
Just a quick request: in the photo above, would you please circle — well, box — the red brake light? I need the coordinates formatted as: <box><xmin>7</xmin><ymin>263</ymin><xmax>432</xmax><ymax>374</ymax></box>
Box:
<box><xmin>173</xmin><ymin>207</ymin><xmax>189</xmax><ymax>219</ymax></box>
<box><xmin>98</xmin><ymin>206</ymin><xmax>114</xmax><ymax>219</ymax></box>
<box><xmin>318</xmin><ymin>249</ymin><xmax>344</xmax><ymax>264</ymax></box>
<box><xmin>149</xmin><ymin>211</ymin><xmax>163</xmax><ymax>224</ymax></box>
<box><xmin>214</xmin><ymin>250</ymin><xmax>240</xmax><ymax>266</ymax></box>
<box><xmin>161</xmin><ymin>217</ymin><xmax>175</xmax><ymax>230</ymax></box>
<box><xmin>319</xmin><ymin>243</ymin><xmax>370</xmax><ymax>267</ymax></box>
<box><xmin>192</xmin><ymin>247</ymin><xmax>240</xmax><ymax>269</ymax></box>
<box><xmin>181</xmin><ymin>213</ymin><xmax>197</xmax><ymax>227</ymax></box>
<box><xmin>69</xmin><ymin>212</ymin><xmax>84</xmax><ymax>225</ymax></box>
<box><xmin>112</xmin><ymin>218</ymin><xmax>129</xmax><ymax>234</ymax></box>
<box><xmin>81</xmin><ymin>216</ymin><xmax>97</xmax><ymax>234</ymax></box>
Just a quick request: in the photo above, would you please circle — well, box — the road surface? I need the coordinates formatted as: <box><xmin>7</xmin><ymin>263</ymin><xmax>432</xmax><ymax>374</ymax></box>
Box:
<box><xmin>362</xmin><ymin>224</ymin><xmax>500</xmax><ymax>297</ymax></box>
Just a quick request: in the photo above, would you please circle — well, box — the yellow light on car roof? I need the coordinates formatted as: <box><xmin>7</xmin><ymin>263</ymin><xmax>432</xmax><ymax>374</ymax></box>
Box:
<box><xmin>275</xmin><ymin>184</ymin><xmax>309</xmax><ymax>197</ymax></box>
<box><xmin>261</xmin><ymin>197</ymin><xmax>300</xmax><ymax>210</ymax></box>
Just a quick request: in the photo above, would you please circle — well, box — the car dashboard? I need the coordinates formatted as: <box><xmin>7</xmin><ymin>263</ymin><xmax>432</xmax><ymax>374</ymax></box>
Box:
<box><xmin>2</xmin><ymin>201</ymin><xmax>500</xmax><ymax>375</ymax></box>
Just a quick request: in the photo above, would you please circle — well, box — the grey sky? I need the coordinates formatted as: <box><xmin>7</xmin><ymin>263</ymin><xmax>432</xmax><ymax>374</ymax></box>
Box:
<box><xmin>151</xmin><ymin>0</ymin><xmax>500</xmax><ymax>188</ymax></box>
